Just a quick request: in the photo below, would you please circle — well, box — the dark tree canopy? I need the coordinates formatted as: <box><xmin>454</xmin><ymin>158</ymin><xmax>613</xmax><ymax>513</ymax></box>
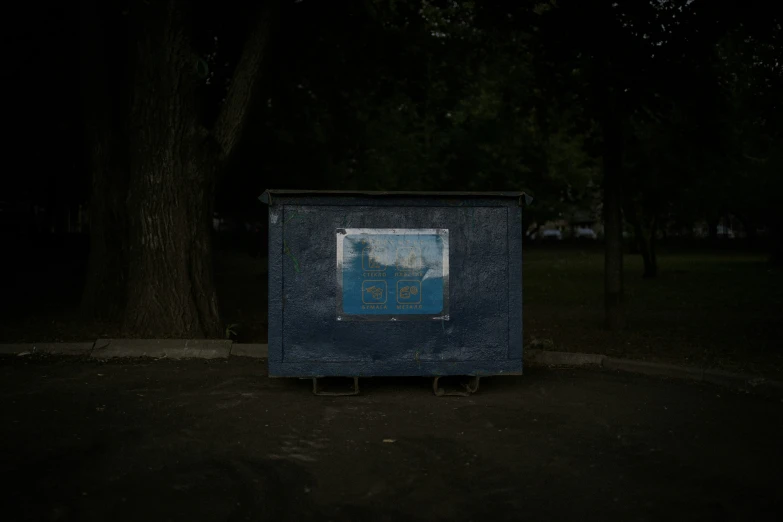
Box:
<box><xmin>72</xmin><ymin>0</ymin><xmax>783</xmax><ymax>337</ymax></box>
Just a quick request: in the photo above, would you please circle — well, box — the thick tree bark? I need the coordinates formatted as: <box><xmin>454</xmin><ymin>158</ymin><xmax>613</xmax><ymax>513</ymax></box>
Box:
<box><xmin>122</xmin><ymin>0</ymin><xmax>219</xmax><ymax>337</ymax></box>
<box><xmin>123</xmin><ymin>152</ymin><xmax>221</xmax><ymax>338</ymax></box>
<box><xmin>120</xmin><ymin>0</ymin><xmax>277</xmax><ymax>337</ymax></box>
<box><xmin>79</xmin><ymin>0</ymin><xmax>129</xmax><ymax>321</ymax></box>
<box><xmin>213</xmin><ymin>1</ymin><xmax>278</xmax><ymax>158</ymax></box>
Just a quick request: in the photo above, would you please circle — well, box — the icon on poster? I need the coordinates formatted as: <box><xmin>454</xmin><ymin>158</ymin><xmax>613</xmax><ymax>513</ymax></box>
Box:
<box><xmin>396</xmin><ymin>280</ymin><xmax>421</xmax><ymax>304</ymax></box>
<box><xmin>362</xmin><ymin>246</ymin><xmax>386</xmax><ymax>271</ymax></box>
<box><xmin>362</xmin><ymin>280</ymin><xmax>387</xmax><ymax>304</ymax></box>
<box><xmin>395</xmin><ymin>246</ymin><xmax>421</xmax><ymax>270</ymax></box>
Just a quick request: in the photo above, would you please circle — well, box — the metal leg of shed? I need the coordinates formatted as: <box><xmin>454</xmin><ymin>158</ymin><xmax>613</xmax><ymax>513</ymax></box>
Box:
<box><xmin>432</xmin><ymin>375</ymin><xmax>480</xmax><ymax>397</ymax></box>
<box><xmin>312</xmin><ymin>377</ymin><xmax>360</xmax><ymax>396</ymax></box>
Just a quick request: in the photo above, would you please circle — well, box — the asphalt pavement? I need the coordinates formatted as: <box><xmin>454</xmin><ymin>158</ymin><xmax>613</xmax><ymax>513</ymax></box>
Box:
<box><xmin>1</xmin><ymin>355</ymin><xmax>781</xmax><ymax>522</ymax></box>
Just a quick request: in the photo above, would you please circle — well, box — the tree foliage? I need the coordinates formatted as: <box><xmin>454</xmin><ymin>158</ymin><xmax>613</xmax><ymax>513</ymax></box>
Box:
<box><xmin>78</xmin><ymin>0</ymin><xmax>783</xmax><ymax>336</ymax></box>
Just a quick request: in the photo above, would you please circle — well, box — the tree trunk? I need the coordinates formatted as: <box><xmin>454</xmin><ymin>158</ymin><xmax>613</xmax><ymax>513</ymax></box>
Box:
<box><xmin>121</xmin><ymin>1</ymin><xmax>221</xmax><ymax>337</ymax></box>
<box><xmin>627</xmin><ymin>228</ymin><xmax>639</xmax><ymax>254</ymax></box>
<box><xmin>602</xmin><ymin>91</ymin><xmax>625</xmax><ymax>329</ymax></box>
<box><xmin>80</xmin><ymin>135</ymin><xmax>129</xmax><ymax>322</ymax></box>
<box><xmin>772</xmin><ymin>217</ymin><xmax>783</xmax><ymax>265</ymax></box>
<box><xmin>120</xmin><ymin>0</ymin><xmax>276</xmax><ymax>337</ymax></box>
<box><xmin>123</xmin><ymin>152</ymin><xmax>222</xmax><ymax>337</ymax></box>
<box><xmin>80</xmin><ymin>0</ymin><xmax>275</xmax><ymax>337</ymax></box>
<box><xmin>529</xmin><ymin>223</ymin><xmax>541</xmax><ymax>242</ymax></box>
<box><xmin>603</xmin><ymin>148</ymin><xmax>625</xmax><ymax>328</ymax></box>
<box><xmin>626</xmin><ymin>205</ymin><xmax>658</xmax><ymax>279</ymax></box>
<box><xmin>79</xmin><ymin>0</ymin><xmax>128</xmax><ymax>322</ymax></box>
<box><xmin>642</xmin><ymin>216</ymin><xmax>658</xmax><ymax>278</ymax></box>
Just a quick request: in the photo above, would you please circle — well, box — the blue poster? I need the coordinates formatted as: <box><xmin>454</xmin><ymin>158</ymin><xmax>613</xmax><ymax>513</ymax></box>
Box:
<box><xmin>336</xmin><ymin>229</ymin><xmax>449</xmax><ymax>320</ymax></box>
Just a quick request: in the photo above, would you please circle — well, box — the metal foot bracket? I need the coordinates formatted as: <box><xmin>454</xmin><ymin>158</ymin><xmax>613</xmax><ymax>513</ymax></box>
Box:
<box><xmin>433</xmin><ymin>375</ymin><xmax>480</xmax><ymax>397</ymax></box>
<box><xmin>312</xmin><ymin>377</ymin><xmax>360</xmax><ymax>396</ymax></box>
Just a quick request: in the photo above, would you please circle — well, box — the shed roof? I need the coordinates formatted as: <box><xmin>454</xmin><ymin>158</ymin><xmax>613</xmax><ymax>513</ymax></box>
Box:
<box><xmin>260</xmin><ymin>189</ymin><xmax>532</xmax><ymax>206</ymax></box>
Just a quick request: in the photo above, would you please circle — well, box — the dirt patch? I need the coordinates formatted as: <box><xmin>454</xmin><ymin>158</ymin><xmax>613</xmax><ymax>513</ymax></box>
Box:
<box><xmin>1</xmin><ymin>356</ymin><xmax>781</xmax><ymax>521</ymax></box>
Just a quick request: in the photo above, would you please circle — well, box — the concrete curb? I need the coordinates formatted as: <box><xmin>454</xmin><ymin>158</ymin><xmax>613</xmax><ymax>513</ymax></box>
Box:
<box><xmin>0</xmin><ymin>341</ymin><xmax>270</xmax><ymax>360</ymax></box>
<box><xmin>527</xmin><ymin>349</ymin><xmax>783</xmax><ymax>397</ymax></box>
<box><xmin>229</xmin><ymin>343</ymin><xmax>268</xmax><ymax>358</ymax></box>
<box><xmin>1</xmin><ymin>342</ymin><xmax>780</xmax><ymax>396</ymax></box>
<box><xmin>602</xmin><ymin>357</ymin><xmax>705</xmax><ymax>380</ymax></box>
<box><xmin>91</xmin><ymin>339</ymin><xmax>233</xmax><ymax>360</ymax></box>
<box><xmin>525</xmin><ymin>349</ymin><xmax>606</xmax><ymax>367</ymax></box>
<box><xmin>0</xmin><ymin>342</ymin><xmax>95</xmax><ymax>356</ymax></box>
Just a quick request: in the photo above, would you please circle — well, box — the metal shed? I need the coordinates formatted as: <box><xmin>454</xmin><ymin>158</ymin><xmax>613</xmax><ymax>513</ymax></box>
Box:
<box><xmin>261</xmin><ymin>190</ymin><xmax>528</xmax><ymax>393</ymax></box>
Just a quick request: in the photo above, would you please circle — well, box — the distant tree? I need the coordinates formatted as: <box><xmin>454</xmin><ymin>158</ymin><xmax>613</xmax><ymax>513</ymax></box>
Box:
<box><xmin>617</xmin><ymin>0</ymin><xmax>712</xmax><ymax>278</ymax></box>
<box><xmin>532</xmin><ymin>0</ymin><xmax>656</xmax><ymax>328</ymax></box>
<box><xmin>710</xmin><ymin>10</ymin><xmax>783</xmax><ymax>260</ymax></box>
<box><xmin>530</xmin><ymin>0</ymin><xmax>777</xmax><ymax>287</ymax></box>
<box><xmin>246</xmin><ymin>0</ymin><xmax>593</xmax><ymax>203</ymax></box>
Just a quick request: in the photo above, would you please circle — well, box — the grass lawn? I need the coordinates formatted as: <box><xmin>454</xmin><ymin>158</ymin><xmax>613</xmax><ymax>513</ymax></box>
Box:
<box><xmin>523</xmin><ymin>246</ymin><xmax>783</xmax><ymax>378</ymax></box>
<box><xmin>2</xmin><ymin>237</ymin><xmax>781</xmax><ymax>379</ymax></box>
<box><xmin>215</xmin><ymin>244</ymin><xmax>783</xmax><ymax>378</ymax></box>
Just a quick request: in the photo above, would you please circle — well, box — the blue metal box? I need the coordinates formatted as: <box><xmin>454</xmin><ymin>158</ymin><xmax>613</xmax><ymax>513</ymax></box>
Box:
<box><xmin>260</xmin><ymin>190</ymin><xmax>526</xmax><ymax>378</ymax></box>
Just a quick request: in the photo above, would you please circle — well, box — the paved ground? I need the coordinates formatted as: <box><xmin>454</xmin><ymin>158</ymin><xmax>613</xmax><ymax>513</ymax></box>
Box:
<box><xmin>1</xmin><ymin>356</ymin><xmax>781</xmax><ymax>522</ymax></box>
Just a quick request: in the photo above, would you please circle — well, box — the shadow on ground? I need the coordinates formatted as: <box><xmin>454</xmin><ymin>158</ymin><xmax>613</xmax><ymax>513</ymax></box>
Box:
<box><xmin>1</xmin><ymin>356</ymin><xmax>781</xmax><ymax>521</ymax></box>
